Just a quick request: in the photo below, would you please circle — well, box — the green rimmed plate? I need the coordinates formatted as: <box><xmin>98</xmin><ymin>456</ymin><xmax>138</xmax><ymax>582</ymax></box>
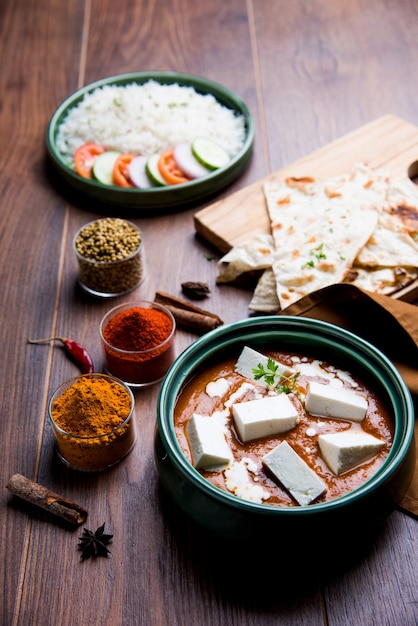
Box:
<box><xmin>46</xmin><ymin>72</ymin><xmax>254</xmax><ymax>212</ymax></box>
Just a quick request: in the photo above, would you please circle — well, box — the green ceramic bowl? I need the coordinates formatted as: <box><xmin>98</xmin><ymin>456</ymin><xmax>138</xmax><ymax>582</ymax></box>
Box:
<box><xmin>155</xmin><ymin>316</ymin><xmax>415</xmax><ymax>541</ymax></box>
<box><xmin>46</xmin><ymin>72</ymin><xmax>254</xmax><ymax>212</ymax></box>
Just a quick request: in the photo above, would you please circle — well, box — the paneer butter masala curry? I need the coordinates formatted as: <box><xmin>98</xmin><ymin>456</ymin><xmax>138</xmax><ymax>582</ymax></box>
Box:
<box><xmin>174</xmin><ymin>346</ymin><xmax>393</xmax><ymax>506</ymax></box>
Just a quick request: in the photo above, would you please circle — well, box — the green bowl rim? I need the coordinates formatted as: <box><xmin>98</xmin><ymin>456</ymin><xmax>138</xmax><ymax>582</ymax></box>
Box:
<box><xmin>46</xmin><ymin>71</ymin><xmax>254</xmax><ymax>211</ymax></box>
<box><xmin>157</xmin><ymin>316</ymin><xmax>415</xmax><ymax>517</ymax></box>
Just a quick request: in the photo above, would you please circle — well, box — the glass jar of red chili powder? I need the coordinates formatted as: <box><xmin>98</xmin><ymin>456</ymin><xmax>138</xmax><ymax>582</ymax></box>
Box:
<box><xmin>99</xmin><ymin>301</ymin><xmax>176</xmax><ymax>387</ymax></box>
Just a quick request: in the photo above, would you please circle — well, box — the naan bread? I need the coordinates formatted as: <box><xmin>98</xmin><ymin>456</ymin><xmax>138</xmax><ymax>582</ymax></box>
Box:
<box><xmin>215</xmin><ymin>165</ymin><xmax>418</xmax><ymax>311</ymax></box>
<box><xmin>344</xmin><ymin>266</ymin><xmax>418</xmax><ymax>295</ymax></box>
<box><xmin>356</xmin><ymin>178</ymin><xmax>418</xmax><ymax>267</ymax></box>
<box><xmin>383</xmin><ymin>177</ymin><xmax>418</xmax><ymax>236</ymax></box>
<box><xmin>249</xmin><ymin>269</ymin><xmax>280</xmax><ymax>312</ymax></box>
<box><xmin>264</xmin><ymin>163</ymin><xmax>389</xmax><ymax>308</ymax></box>
<box><xmin>216</xmin><ymin>234</ymin><xmax>275</xmax><ymax>283</ymax></box>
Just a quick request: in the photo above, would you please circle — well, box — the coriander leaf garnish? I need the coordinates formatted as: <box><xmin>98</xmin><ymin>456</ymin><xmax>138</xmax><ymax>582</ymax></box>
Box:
<box><xmin>301</xmin><ymin>242</ymin><xmax>327</xmax><ymax>269</ymax></box>
<box><xmin>252</xmin><ymin>359</ymin><xmax>301</xmax><ymax>396</ymax></box>
<box><xmin>312</xmin><ymin>242</ymin><xmax>326</xmax><ymax>261</ymax></box>
<box><xmin>302</xmin><ymin>260</ymin><xmax>315</xmax><ymax>269</ymax></box>
<box><xmin>252</xmin><ymin>358</ymin><xmax>280</xmax><ymax>387</ymax></box>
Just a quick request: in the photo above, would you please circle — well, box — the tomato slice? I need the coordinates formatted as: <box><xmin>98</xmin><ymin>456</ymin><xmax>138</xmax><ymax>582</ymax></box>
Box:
<box><xmin>113</xmin><ymin>154</ymin><xmax>135</xmax><ymax>187</ymax></box>
<box><xmin>74</xmin><ymin>143</ymin><xmax>106</xmax><ymax>178</ymax></box>
<box><xmin>158</xmin><ymin>149</ymin><xmax>190</xmax><ymax>185</ymax></box>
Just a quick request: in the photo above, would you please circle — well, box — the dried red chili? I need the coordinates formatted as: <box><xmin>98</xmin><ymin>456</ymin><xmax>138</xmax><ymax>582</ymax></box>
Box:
<box><xmin>28</xmin><ymin>337</ymin><xmax>94</xmax><ymax>374</ymax></box>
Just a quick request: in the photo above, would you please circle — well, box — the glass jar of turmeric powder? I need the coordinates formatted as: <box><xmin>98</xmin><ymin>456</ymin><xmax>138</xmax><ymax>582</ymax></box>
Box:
<box><xmin>73</xmin><ymin>218</ymin><xmax>145</xmax><ymax>297</ymax></box>
<box><xmin>100</xmin><ymin>300</ymin><xmax>176</xmax><ymax>387</ymax></box>
<box><xmin>48</xmin><ymin>373</ymin><xmax>136</xmax><ymax>471</ymax></box>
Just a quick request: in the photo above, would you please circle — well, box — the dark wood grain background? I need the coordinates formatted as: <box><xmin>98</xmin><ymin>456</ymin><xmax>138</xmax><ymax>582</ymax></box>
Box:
<box><xmin>1</xmin><ymin>0</ymin><xmax>417</xmax><ymax>624</ymax></box>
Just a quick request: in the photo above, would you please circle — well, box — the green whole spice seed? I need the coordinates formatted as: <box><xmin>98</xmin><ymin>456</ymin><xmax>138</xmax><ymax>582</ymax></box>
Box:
<box><xmin>74</xmin><ymin>218</ymin><xmax>145</xmax><ymax>296</ymax></box>
<box><xmin>75</xmin><ymin>218</ymin><xmax>141</xmax><ymax>261</ymax></box>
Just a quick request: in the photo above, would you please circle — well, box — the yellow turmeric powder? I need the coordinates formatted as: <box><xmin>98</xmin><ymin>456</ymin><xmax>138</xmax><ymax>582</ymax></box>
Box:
<box><xmin>49</xmin><ymin>374</ymin><xmax>136</xmax><ymax>471</ymax></box>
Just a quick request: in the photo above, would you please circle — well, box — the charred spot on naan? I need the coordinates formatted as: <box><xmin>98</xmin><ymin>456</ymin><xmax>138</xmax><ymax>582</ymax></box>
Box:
<box><xmin>390</xmin><ymin>202</ymin><xmax>418</xmax><ymax>235</ymax></box>
<box><xmin>343</xmin><ymin>268</ymin><xmax>359</xmax><ymax>283</ymax></box>
<box><xmin>284</xmin><ymin>176</ymin><xmax>316</xmax><ymax>192</ymax></box>
<box><xmin>317</xmin><ymin>261</ymin><xmax>338</xmax><ymax>272</ymax></box>
<box><xmin>325</xmin><ymin>186</ymin><xmax>342</xmax><ymax>199</ymax></box>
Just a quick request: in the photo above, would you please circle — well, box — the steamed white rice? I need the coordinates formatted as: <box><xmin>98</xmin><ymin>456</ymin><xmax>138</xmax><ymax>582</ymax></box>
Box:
<box><xmin>56</xmin><ymin>80</ymin><xmax>247</xmax><ymax>165</ymax></box>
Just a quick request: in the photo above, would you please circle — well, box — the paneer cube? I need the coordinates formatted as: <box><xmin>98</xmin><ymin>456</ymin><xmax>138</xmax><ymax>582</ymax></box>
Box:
<box><xmin>186</xmin><ymin>414</ymin><xmax>232</xmax><ymax>470</ymax></box>
<box><xmin>262</xmin><ymin>441</ymin><xmax>326</xmax><ymax>506</ymax></box>
<box><xmin>305</xmin><ymin>381</ymin><xmax>368</xmax><ymax>422</ymax></box>
<box><xmin>232</xmin><ymin>394</ymin><xmax>299</xmax><ymax>443</ymax></box>
<box><xmin>318</xmin><ymin>430</ymin><xmax>384</xmax><ymax>475</ymax></box>
<box><xmin>235</xmin><ymin>346</ymin><xmax>294</xmax><ymax>388</ymax></box>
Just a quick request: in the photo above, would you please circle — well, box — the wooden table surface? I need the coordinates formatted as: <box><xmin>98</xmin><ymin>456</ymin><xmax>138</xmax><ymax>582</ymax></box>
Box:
<box><xmin>1</xmin><ymin>1</ymin><xmax>417</xmax><ymax>624</ymax></box>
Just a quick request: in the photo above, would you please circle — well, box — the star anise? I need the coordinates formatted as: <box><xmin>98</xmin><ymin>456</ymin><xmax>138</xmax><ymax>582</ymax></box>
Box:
<box><xmin>78</xmin><ymin>523</ymin><xmax>113</xmax><ymax>560</ymax></box>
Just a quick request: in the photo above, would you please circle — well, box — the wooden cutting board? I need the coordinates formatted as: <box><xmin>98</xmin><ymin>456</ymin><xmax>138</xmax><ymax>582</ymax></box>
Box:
<box><xmin>194</xmin><ymin>115</ymin><xmax>418</xmax><ymax>302</ymax></box>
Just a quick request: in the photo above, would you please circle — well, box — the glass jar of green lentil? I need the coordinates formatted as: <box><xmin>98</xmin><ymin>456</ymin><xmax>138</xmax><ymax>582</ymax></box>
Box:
<box><xmin>73</xmin><ymin>218</ymin><xmax>145</xmax><ymax>297</ymax></box>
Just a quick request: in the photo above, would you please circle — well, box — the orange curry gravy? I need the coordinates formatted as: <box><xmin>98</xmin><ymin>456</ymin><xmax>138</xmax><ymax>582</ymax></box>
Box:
<box><xmin>174</xmin><ymin>349</ymin><xmax>394</xmax><ymax>506</ymax></box>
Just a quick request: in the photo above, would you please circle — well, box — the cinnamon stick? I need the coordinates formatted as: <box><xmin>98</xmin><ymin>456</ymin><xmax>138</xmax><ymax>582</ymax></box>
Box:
<box><xmin>6</xmin><ymin>473</ymin><xmax>88</xmax><ymax>526</ymax></box>
<box><xmin>155</xmin><ymin>291</ymin><xmax>223</xmax><ymax>334</ymax></box>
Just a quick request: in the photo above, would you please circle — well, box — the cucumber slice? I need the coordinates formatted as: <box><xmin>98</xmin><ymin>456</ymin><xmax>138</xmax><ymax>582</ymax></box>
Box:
<box><xmin>145</xmin><ymin>154</ymin><xmax>167</xmax><ymax>187</ymax></box>
<box><xmin>191</xmin><ymin>137</ymin><xmax>230</xmax><ymax>170</ymax></box>
<box><xmin>92</xmin><ymin>151</ymin><xmax>121</xmax><ymax>185</ymax></box>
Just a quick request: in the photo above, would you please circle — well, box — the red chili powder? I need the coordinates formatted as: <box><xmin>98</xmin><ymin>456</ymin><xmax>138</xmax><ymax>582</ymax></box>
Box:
<box><xmin>103</xmin><ymin>307</ymin><xmax>173</xmax><ymax>351</ymax></box>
